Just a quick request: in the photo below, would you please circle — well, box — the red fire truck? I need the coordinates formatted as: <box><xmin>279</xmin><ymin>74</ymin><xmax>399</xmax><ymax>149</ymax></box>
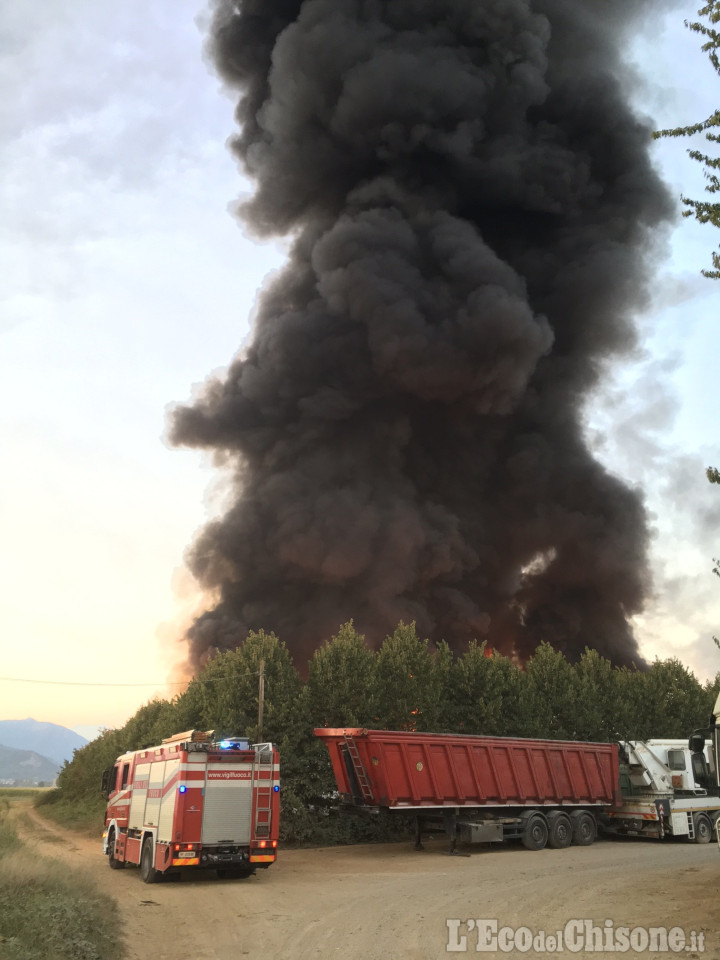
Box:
<box><xmin>101</xmin><ymin>729</ymin><xmax>280</xmax><ymax>882</ymax></box>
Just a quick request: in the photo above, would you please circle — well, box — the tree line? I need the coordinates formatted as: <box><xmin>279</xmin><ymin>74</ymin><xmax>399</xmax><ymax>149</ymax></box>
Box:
<box><xmin>52</xmin><ymin>623</ymin><xmax>720</xmax><ymax>844</ymax></box>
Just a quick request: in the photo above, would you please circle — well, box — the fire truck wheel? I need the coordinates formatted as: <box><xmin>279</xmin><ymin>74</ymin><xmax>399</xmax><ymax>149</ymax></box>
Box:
<box><xmin>140</xmin><ymin>838</ymin><xmax>159</xmax><ymax>884</ymax></box>
<box><xmin>107</xmin><ymin>830</ymin><xmax>125</xmax><ymax>870</ymax></box>
<box><xmin>693</xmin><ymin>813</ymin><xmax>712</xmax><ymax>844</ymax></box>
<box><xmin>570</xmin><ymin>811</ymin><xmax>597</xmax><ymax>846</ymax></box>
<box><xmin>546</xmin><ymin>811</ymin><xmax>572</xmax><ymax>849</ymax></box>
<box><xmin>521</xmin><ymin>813</ymin><xmax>548</xmax><ymax>851</ymax></box>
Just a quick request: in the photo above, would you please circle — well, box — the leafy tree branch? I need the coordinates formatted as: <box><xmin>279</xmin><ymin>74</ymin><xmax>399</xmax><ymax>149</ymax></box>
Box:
<box><xmin>654</xmin><ymin>2</ymin><xmax>720</xmax><ymax>277</ymax></box>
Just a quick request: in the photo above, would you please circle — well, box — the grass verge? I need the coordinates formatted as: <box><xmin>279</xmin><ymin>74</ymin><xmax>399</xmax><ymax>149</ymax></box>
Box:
<box><xmin>34</xmin><ymin>790</ymin><xmax>106</xmax><ymax>837</ymax></box>
<box><xmin>0</xmin><ymin>802</ymin><xmax>122</xmax><ymax>960</ymax></box>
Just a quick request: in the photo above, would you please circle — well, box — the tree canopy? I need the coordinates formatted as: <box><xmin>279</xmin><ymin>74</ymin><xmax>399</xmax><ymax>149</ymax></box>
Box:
<box><xmin>50</xmin><ymin>623</ymin><xmax>720</xmax><ymax>845</ymax></box>
<box><xmin>654</xmin><ymin>2</ymin><xmax>720</xmax><ymax>278</ymax></box>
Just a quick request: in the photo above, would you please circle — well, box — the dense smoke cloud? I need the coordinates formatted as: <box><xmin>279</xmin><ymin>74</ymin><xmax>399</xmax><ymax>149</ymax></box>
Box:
<box><xmin>170</xmin><ymin>0</ymin><xmax>673</xmax><ymax>669</ymax></box>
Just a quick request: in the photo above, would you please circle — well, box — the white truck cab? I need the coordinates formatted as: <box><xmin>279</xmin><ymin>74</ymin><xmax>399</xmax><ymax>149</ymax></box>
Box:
<box><xmin>604</xmin><ymin>735</ymin><xmax>719</xmax><ymax>842</ymax></box>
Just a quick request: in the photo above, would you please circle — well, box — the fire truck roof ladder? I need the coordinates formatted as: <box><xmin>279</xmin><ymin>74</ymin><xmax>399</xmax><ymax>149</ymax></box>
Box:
<box><xmin>161</xmin><ymin>729</ymin><xmax>214</xmax><ymax>745</ymax></box>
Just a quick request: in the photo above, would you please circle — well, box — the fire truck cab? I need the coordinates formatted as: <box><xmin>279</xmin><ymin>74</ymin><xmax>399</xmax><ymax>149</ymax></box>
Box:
<box><xmin>101</xmin><ymin>729</ymin><xmax>280</xmax><ymax>882</ymax></box>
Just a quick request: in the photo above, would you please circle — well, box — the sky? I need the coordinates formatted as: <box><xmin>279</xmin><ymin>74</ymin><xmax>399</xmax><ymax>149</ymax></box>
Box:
<box><xmin>0</xmin><ymin>1</ymin><xmax>718</xmax><ymax>740</ymax></box>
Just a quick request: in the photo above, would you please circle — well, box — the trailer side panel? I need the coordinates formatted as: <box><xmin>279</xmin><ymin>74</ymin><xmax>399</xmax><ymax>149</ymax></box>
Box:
<box><xmin>315</xmin><ymin>728</ymin><xmax>621</xmax><ymax>809</ymax></box>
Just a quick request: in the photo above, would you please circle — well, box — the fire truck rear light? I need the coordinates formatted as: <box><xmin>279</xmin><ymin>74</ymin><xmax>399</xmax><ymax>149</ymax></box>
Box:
<box><xmin>258</xmin><ymin>840</ymin><xmax>267</xmax><ymax>848</ymax></box>
<box><xmin>272</xmin><ymin>840</ymin><xmax>277</xmax><ymax>848</ymax></box>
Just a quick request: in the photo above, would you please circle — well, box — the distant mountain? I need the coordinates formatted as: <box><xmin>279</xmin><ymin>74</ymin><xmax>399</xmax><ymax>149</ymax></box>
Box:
<box><xmin>0</xmin><ymin>744</ymin><xmax>60</xmax><ymax>784</ymax></box>
<box><xmin>0</xmin><ymin>719</ymin><xmax>88</xmax><ymax>766</ymax></box>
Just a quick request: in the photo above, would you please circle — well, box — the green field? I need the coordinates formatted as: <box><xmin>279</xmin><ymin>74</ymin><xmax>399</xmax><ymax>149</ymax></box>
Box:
<box><xmin>0</xmin><ymin>788</ymin><xmax>48</xmax><ymax>800</ymax></box>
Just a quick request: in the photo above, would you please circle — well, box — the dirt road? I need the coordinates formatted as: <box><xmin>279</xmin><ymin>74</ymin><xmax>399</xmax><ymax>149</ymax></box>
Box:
<box><xmin>18</xmin><ymin>807</ymin><xmax>720</xmax><ymax>959</ymax></box>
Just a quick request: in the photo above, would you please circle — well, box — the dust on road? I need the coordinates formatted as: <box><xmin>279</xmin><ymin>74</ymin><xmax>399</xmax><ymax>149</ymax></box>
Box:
<box><xmin>18</xmin><ymin>806</ymin><xmax>720</xmax><ymax>959</ymax></box>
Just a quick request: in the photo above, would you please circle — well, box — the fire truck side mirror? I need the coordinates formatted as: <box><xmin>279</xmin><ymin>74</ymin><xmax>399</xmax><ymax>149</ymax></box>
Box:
<box><xmin>689</xmin><ymin>731</ymin><xmax>706</xmax><ymax>754</ymax></box>
<box><xmin>100</xmin><ymin>767</ymin><xmax>113</xmax><ymax>800</ymax></box>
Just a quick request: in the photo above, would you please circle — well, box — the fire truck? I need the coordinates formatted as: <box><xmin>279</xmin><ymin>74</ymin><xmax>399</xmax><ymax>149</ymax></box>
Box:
<box><xmin>101</xmin><ymin>729</ymin><xmax>280</xmax><ymax>882</ymax></box>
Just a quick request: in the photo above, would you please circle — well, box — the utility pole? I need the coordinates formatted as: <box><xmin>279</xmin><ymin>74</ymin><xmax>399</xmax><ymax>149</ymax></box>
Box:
<box><xmin>257</xmin><ymin>659</ymin><xmax>265</xmax><ymax>744</ymax></box>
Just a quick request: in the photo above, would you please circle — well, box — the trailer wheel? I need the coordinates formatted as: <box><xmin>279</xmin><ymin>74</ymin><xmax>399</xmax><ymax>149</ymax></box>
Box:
<box><xmin>521</xmin><ymin>813</ymin><xmax>548</xmax><ymax>851</ymax></box>
<box><xmin>570</xmin><ymin>811</ymin><xmax>597</xmax><ymax>846</ymax></box>
<box><xmin>107</xmin><ymin>829</ymin><xmax>125</xmax><ymax>870</ymax></box>
<box><xmin>140</xmin><ymin>838</ymin><xmax>159</xmax><ymax>884</ymax></box>
<box><xmin>693</xmin><ymin>813</ymin><xmax>712</xmax><ymax>844</ymax></box>
<box><xmin>546</xmin><ymin>811</ymin><xmax>572</xmax><ymax>849</ymax></box>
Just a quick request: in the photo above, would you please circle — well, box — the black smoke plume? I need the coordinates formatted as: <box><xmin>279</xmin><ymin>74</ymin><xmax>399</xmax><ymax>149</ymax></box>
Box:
<box><xmin>171</xmin><ymin>0</ymin><xmax>673</xmax><ymax>669</ymax></box>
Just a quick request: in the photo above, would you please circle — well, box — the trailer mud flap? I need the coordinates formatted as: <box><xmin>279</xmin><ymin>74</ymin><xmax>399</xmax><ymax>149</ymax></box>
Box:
<box><xmin>655</xmin><ymin>798</ymin><xmax>670</xmax><ymax>838</ymax></box>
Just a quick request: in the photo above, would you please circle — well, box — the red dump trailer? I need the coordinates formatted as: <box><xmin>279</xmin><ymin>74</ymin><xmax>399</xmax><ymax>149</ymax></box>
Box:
<box><xmin>314</xmin><ymin>728</ymin><xmax>621</xmax><ymax>851</ymax></box>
